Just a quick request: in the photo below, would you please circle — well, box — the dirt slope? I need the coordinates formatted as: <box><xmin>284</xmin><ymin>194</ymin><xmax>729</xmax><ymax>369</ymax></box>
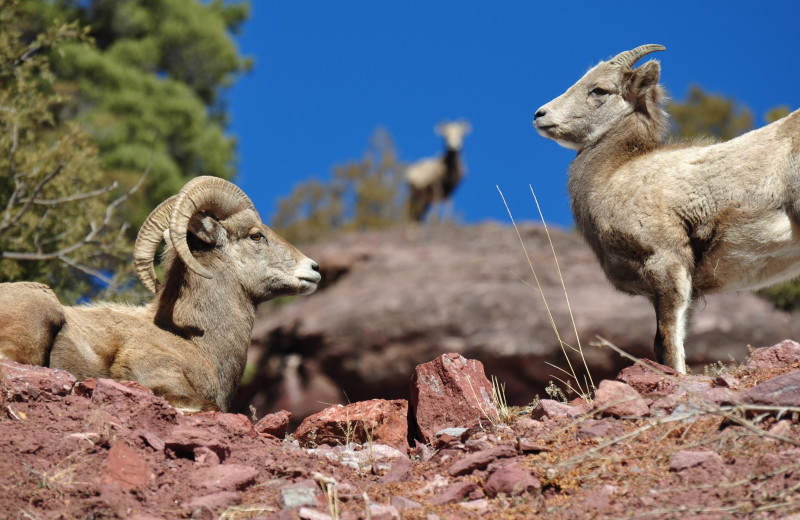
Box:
<box><xmin>4</xmin><ymin>340</ymin><xmax>800</xmax><ymax>520</ymax></box>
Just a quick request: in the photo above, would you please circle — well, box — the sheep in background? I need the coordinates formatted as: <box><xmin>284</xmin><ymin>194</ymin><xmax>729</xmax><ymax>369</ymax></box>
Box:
<box><xmin>534</xmin><ymin>44</ymin><xmax>800</xmax><ymax>373</ymax></box>
<box><xmin>406</xmin><ymin>119</ymin><xmax>471</xmax><ymax>222</ymax></box>
<box><xmin>0</xmin><ymin>176</ymin><xmax>321</xmax><ymax>412</ymax></box>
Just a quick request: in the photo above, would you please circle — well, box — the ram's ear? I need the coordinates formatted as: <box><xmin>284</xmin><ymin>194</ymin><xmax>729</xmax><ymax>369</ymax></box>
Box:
<box><xmin>188</xmin><ymin>213</ymin><xmax>224</xmax><ymax>245</ymax></box>
<box><xmin>625</xmin><ymin>60</ymin><xmax>660</xmax><ymax>107</ymax></box>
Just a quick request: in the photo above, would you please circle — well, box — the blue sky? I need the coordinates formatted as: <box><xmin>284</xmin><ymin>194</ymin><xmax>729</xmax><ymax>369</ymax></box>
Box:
<box><xmin>228</xmin><ymin>2</ymin><xmax>800</xmax><ymax>230</ymax></box>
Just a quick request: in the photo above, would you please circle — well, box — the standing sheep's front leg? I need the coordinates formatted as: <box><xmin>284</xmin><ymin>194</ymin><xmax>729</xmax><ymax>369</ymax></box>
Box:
<box><xmin>646</xmin><ymin>254</ymin><xmax>695</xmax><ymax>374</ymax></box>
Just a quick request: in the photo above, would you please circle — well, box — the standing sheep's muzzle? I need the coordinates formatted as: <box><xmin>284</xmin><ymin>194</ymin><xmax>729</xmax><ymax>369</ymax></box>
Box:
<box><xmin>294</xmin><ymin>259</ymin><xmax>321</xmax><ymax>294</ymax></box>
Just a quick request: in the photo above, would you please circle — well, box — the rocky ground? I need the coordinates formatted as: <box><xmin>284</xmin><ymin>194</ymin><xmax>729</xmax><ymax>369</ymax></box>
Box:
<box><xmin>5</xmin><ymin>340</ymin><xmax>800</xmax><ymax>519</ymax></box>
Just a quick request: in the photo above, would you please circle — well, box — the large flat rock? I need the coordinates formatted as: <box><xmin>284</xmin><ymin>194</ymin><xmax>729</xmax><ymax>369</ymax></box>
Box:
<box><xmin>237</xmin><ymin>222</ymin><xmax>800</xmax><ymax>420</ymax></box>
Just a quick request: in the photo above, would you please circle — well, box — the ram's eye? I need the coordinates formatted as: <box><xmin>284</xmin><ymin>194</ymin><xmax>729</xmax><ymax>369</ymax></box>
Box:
<box><xmin>591</xmin><ymin>87</ymin><xmax>610</xmax><ymax>96</ymax></box>
<box><xmin>250</xmin><ymin>233</ymin><xmax>264</xmax><ymax>242</ymax></box>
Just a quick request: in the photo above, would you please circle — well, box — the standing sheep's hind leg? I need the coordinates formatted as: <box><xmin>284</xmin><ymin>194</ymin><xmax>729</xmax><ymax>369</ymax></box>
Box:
<box><xmin>649</xmin><ymin>259</ymin><xmax>694</xmax><ymax>374</ymax></box>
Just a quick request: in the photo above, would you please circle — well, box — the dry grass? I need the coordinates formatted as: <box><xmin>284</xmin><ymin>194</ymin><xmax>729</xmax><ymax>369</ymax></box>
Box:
<box><xmin>314</xmin><ymin>472</ymin><xmax>341</xmax><ymax>520</ymax></box>
<box><xmin>491</xmin><ymin>375</ymin><xmax>515</xmax><ymax>424</ymax></box>
<box><xmin>497</xmin><ymin>185</ymin><xmax>595</xmax><ymax>402</ymax></box>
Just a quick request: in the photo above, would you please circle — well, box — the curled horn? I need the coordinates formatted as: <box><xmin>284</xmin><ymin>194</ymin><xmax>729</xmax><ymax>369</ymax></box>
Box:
<box><xmin>168</xmin><ymin>176</ymin><xmax>256</xmax><ymax>280</ymax></box>
<box><xmin>133</xmin><ymin>196</ymin><xmax>176</xmax><ymax>293</ymax></box>
<box><xmin>609</xmin><ymin>44</ymin><xmax>666</xmax><ymax>68</ymax></box>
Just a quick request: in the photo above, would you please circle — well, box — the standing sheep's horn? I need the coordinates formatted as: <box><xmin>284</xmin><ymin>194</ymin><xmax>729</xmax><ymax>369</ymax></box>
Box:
<box><xmin>609</xmin><ymin>44</ymin><xmax>666</xmax><ymax>68</ymax></box>
<box><xmin>168</xmin><ymin>176</ymin><xmax>256</xmax><ymax>280</ymax></box>
<box><xmin>133</xmin><ymin>196</ymin><xmax>176</xmax><ymax>293</ymax></box>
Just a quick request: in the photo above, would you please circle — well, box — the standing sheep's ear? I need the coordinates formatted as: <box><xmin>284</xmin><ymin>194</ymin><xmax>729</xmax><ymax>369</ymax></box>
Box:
<box><xmin>625</xmin><ymin>60</ymin><xmax>661</xmax><ymax>108</ymax></box>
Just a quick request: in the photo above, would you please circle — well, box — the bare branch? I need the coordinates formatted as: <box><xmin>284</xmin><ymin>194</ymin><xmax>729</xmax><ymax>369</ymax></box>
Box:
<box><xmin>3</xmin><ymin>121</ymin><xmax>20</xmax><ymax>225</ymax></box>
<box><xmin>1</xmin><ymin>164</ymin><xmax>150</xmax><ymax>262</ymax></box>
<box><xmin>13</xmin><ymin>43</ymin><xmax>45</xmax><ymax>67</ymax></box>
<box><xmin>18</xmin><ymin>181</ymin><xmax>119</xmax><ymax>206</ymax></box>
<box><xmin>0</xmin><ymin>163</ymin><xmax>63</xmax><ymax>234</ymax></box>
<box><xmin>58</xmin><ymin>255</ymin><xmax>114</xmax><ymax>287</ymax></box>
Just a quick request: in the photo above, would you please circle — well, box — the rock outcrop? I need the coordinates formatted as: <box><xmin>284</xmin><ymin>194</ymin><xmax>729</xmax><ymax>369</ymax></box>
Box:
<box><xmin>237</xmin><ymin>223</ymin><xmax>800</xmax><ymax>421</ymax></box>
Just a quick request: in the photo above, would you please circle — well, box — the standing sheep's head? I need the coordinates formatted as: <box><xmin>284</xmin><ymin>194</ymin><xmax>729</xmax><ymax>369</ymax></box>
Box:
<box><xmin>133</xmin><ymin>176</ymin><xmax>320</xmax><ymax>302</ymax></box>
<box><xmin>533</xmin><ymin>44</ymin><xmax>667</xmax><ymax>151</ymax></box>
<box><xmin>436</xmin><ymin>120</ymin><xmax>471</xmax><ymax>151</ymax></box>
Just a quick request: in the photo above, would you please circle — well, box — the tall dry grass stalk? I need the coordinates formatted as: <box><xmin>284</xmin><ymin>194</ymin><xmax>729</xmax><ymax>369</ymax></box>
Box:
<box><xmin>497</xmin><ymin>185</ymin><xmax>595</xmax><ymax>401</ymax></box>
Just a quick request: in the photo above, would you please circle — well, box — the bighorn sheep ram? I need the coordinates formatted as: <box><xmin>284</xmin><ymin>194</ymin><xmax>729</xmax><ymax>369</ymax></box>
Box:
<box><xmin>0</xmin><ymin>176</ymin><xmax>321</xmax><ymax>411</ymax></box>
<box><xmin>534</xmin><ymin>44</ymin><xmax>800</xmax><ymax>373</ymax></box>
<box><xmin>406</xmin><ymin>120</ymin><xmax>471</xmax><ymax>222</ymax></box>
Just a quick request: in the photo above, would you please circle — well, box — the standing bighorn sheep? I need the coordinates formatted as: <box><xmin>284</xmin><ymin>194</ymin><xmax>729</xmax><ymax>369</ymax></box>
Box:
<box><xmin>534</xmin><ymin>44</ymin><xmax>800</xmax><ymax>373</ymax></box>
<box><xmin>406</xmin><ymin>120</ymin><xmax>471</xmax><ymax>222</ymax></box>
<box><xmin>0</xmin><ymin>176</ymin><xmax>321</xmax><ymax>412</ymax></box>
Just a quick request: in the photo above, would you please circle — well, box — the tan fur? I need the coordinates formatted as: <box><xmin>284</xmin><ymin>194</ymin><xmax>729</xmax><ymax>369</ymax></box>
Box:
<box><xmin>534</xmin><ymin>45</ymin><xmax>800</xmax><ymax>373</ymax></box>
<box><xmin>0</xmin><ymin>282</ymin><xmax>64</xmax><ymax>366</ymax></box>
<box><xmin>0</xmin><ymin>181</ymin><xmax>320</xmax><ymax>412</ymax></box>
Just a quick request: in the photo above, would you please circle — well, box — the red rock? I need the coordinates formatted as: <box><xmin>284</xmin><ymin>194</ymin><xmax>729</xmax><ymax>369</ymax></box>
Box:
<box><xmin>648</xmin><ymin>395</ymin><xmax>682</xmax><ymax>417</ymax></box>
<box><xmin>448</xmin><ymin>445</ymin><xmax>517</xmax><ymax>476</ymax></box>
<box><xmin>577</xmin><ymin>419</ymin><xmax>622</xmax><ymax>440</ymax></box>
<box><xmin>616</xmin><ymin>359</ymin><xmax>679</xmax><ymax>396</ymax></box>
<box><xmin>137</xmin><ymin>429</ymin><xmax>166</xmax><ymax>452</ymax></box>
<box><xmin>294</xmin><ymin>399</ymin><xmax>408</xmax><ymax>451</ymax></box>
<box><xmin>669</xmin><ymin>449</ymin><xmax>729</xmax><ymax>485</ymax></box>
<box><xmin>120</xmin><ymin>380</ymin><xmax>154</xmax><ymax>394</ymax></box>
<box><xmin>429</xmin><ymin>481</ymin><xmax>478</xmax><ymax>505</ymax></box>
<box><xmin>460</xmin><ymin>498</ymin><xmax>490</xmax><ymax>512</ymax></box>
<box><xmin>411</xmin><ymin>443</ymin><xmax>434</xmax><ymax>463</ymax></box>
<box><xmin>519</xmin><ymin>438</ymin><xmax>549</xmax><ymax>453</ymax></box>
<box><xmin>73</xmin><ymin>377</ymin><xmax>97</xmax><ymax>398</ymax></box>
<box><xmin>297</xmin><ymin>507</ymin><xmax>331</xmax><ymax>520</ymax></box>
<box><xmin>369</xmin><ymin>504</ymin><xmax>400</xmax><ymax>520</ymax></box>
<box><xmin>433</xmin><ymin>432</ymin><xmax>460</xmax><ymax>449</ymax></box>
<box><xmin>255</xmin><ymin>410</ymin><xmax>292</xmax><ymax>438</ymax></box>
<box><xmin>193</xmin><ymin>446</ymin><xmax>221</xmax><ymax>466</ymax></box>
<box><xmin>698</xmin><ymin>386</ymin><xmax>734</xmax><ymax>405</ymax></box>
<box><xmin>669</xmin><ymin>450</ymin><xmax>726</xmax><ymax>473</ymax></box>
<box><xmin>714</xmin><ymin>373</ymin><xmax>740</xmax><ymax>389</ymax></box>
<box><xmin>746</xmin><ymin>340</ymin><xmax>800</xmax><ymax>368</ymax></box>
<box><xmin>584</xmin><ymin>492</ymin><xmax>610</xmax><ymax>509</ymax></box>
<box><xmin>1</xmin><ymin>359</ymin><xmax>76</xmax><ymax>400</ymax></box>
<box><xmin>390</xmin><ymin>496</ymin><xmax>421</xmax><ymax>510</ymax></box>
<box><xmin>593</xmin><ymin>380</ymin><xmax>649</xmax><ymax>418</ymax></box>
<box><xmin>768</xmin><ymin>419</ymin><xmax>793</xmax><ymax>439</ymax></box>
<box><xmin>192</xmin><ymin>464</ymin><xmax>258</xmax><ymax>493</ymax></box>
<box><xmin>164</xmin><ymin>426</ymin><xmax>231</xmax><ymax>461</ymax></box>
<box><xmin>186</xmin><ymin>491</ymin><xmax>242</xmax><ymax>512</ymax></box>
<box><xmin>727</xmin><ymin>370</ymin><xmax>800</xmax><ymax>409</ymax></box>
<box><xmin>468</xmin><ymin>488</ymin><xmax>485</xmax><ymax>500</ymax></box>
<box><xmin>410</xmin><ymin>354</ymin><xmax>498</xmax><ymax>443</ymax></box>
<box><xmin>382</xmin><ymin>455</ymin><xmax>412</xmax><ymax>483</ymax></box>
<box><xmin>101</xmin><ymin>442</ymin><xmax>152</xmax><ymax>491</ymax></box>
<box><xmin>531</xmin><ymin>399</ymin><xmax>586</xmax><ymax>420</ymax></box>
<box><xmin>90</xmin><ymin>378</ymin><xmax>163</xmax><ymax>417</ymax></box>
<box><xmin>484</xmin><ymin>462</ymin><xmax>540</xmax><ymax>497</ymax></box>
<box><xmin>196</xmin><ymin>412</ymin><xmax>258</xmax><ymax>439</ymax></box>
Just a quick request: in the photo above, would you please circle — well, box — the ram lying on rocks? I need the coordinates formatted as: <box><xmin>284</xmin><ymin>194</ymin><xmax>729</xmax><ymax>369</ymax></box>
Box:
<box><xmin>534</xmin><ymin>44</ymin><xmax>800</xmax><ymax>373</ymax></box>
<box><xmin>0</xmin><ymin>176</ymin><xmax>321</xmax><ymax>412</ymax></box>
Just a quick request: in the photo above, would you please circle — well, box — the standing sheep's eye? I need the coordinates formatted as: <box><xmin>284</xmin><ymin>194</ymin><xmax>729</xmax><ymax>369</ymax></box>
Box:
<box><xmin>590</xmin><ymin>87</ymin><xmax>610</xmax><ymax>96</ymax></box>
<box><xmin>250</xmin><ymin>233</ymin><xmax>264</xmax><ymax>242</ymax></box>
